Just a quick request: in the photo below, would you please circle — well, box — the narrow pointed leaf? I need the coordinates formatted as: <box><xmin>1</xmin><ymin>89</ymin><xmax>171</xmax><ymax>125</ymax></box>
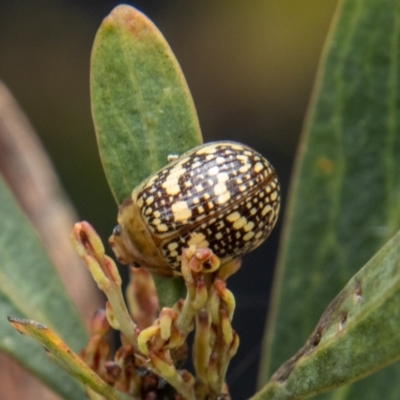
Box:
<box><xmin>91</xmin><ymin>4</ymin><xmax>202</xmax><ymax>204</ymax></box>
<box><xmin>259</xmin><ymin>0</ymin><xmax>400</xmax><ymax>398</ymax></box>
<box><xmin>0</xmin><ymin>176</ymin><xmax>88</xmax><ymax>399</ymax></box>
<box><xmin>8</xmin><ymin>318</ymin><xmax>133</xmax><ymax>400</ymax></box>
<box><xmin>253</xmin><ymin>230</ymin><xmax>400</xmax><ymax>400</ymax></box>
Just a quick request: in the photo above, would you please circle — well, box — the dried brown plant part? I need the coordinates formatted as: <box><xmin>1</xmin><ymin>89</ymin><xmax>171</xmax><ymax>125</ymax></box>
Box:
<box><xmin>0</xmin><ymin>81</ymin><xmax>101</xmax><ymax>400</ymax></box>
<box><xmin>0</xmin><ymin>80</ymin><xmax>100</xmax><ymax>325</ymax></box>
<box><xmin>0</xmin><ymin>353</ymin><xmax>60</xmax><ymax>400</ymax></box>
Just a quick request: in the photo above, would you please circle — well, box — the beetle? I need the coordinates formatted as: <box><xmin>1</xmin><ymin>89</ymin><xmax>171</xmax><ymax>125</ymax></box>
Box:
<box><xmin>109</xmin><ymin>141</ymin><xmax>280</xmax><ymax>277</ymax></box>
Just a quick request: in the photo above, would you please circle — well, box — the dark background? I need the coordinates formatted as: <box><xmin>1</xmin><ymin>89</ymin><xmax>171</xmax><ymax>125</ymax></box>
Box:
<box><xmin>0</xmin><ymin>1</ymin><xmax>338</xmax><ymax>398</ymax></box>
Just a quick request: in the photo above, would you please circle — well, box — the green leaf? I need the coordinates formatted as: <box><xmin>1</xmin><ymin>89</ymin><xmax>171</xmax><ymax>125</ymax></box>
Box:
<box><xmin>0</xmin><ymin>176</ymin><xmax>88</xmax><ymax>399</ymax></box>
<box><xmin>252</xmin><ymin>230</ymin><xmax>400</xmax><ymax>400</ymax></box>
<box><xmin>91</xmin><ymin>5</ymin><xmax>202</xmax><ymax>306</ymax></box>
<box><xmin>259</xmin><ymin>0</ymin><xmax>400</xmax><ymax>397</ymax></box>
<box><xmin>91</xmin><ymin>4</ymin><xmax>203</xmax><ymax>204</ymax></box>
<box><xmin>9</xmin><ymin>318</ymin><xmax>132</xmax><ymax>400</ymax></box>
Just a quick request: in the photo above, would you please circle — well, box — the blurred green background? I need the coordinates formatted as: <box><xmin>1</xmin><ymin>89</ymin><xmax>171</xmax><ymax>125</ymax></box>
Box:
<box><xmin>0</xmin><ymin>1</ymin><xmax>337</xmax><ymax>398</ymax></box>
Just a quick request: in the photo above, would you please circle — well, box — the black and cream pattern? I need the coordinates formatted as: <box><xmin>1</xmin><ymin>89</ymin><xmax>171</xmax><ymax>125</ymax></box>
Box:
<box><xmin>132</xmin><ymin>141</ymin><xmax>280</xmax><ymax>270</ymax></box>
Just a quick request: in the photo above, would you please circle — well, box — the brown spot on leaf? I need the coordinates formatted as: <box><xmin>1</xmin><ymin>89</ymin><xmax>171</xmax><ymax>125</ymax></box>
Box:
<box><xmin>316</xmin><ymin>157</ymin><xmax>334</xmax><ymax>175</ymax></box>
<box><xmin>354</xmin><ymin>280</ymin><xmax>362</xmax><ymax>302</ymax></box>
<box><xmin>311</xmin><ymin>330</ymin><xmax>322</xmax><ymax>348</ymax></box>
<box><xmin>339</xmin><ymin>312</ymin><xmax>348</xmax><ymax>331</ymax></box>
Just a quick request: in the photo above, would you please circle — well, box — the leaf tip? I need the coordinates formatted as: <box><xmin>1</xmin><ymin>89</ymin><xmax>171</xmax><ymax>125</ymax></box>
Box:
<box><xmin>8</xmin><ymin>316</ymin><xmax>47</xmax><ymax>333</ymax></box>
<box><xmin>103</xmin><ymin>4</ymin><xmax>151</xmax><ymax>37</ymax></box>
